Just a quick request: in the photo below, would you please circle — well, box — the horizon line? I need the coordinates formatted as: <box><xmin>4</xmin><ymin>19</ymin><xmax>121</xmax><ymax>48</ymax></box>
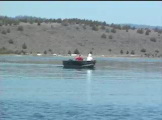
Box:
<box><xmin>1</xmin><ymin>14</ymin><xmax>162</xmax><ymax>28</ymax></box>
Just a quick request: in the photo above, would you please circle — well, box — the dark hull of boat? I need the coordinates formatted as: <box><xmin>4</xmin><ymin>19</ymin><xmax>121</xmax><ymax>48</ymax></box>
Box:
<box><xmin>63</xmin><ymin>60</ymin><xmax>96</xmax><ymax>69</ymax></box>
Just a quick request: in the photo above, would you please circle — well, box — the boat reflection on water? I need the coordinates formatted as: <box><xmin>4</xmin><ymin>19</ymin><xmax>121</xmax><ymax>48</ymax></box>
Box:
<box><xmin>86</xmin><ymin>69</ymin><xmax>92</xmax><ymax>104</ymax></box>
<box><xmin>60</xmin><ymin>66</ymin><xmax>95</xmax><ymax>104</ymax></box>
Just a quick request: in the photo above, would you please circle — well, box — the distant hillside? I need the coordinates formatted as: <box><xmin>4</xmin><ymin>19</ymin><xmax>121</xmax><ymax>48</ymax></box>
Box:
<box><xmin>0</xmin><ymin>16</ymin><xmax>162</xmax><ymax>57</ymax></box>
<box><xmin>122</xmin><ymin>23</ymin><xmax>162</xmax><ymax>30</ymax></box>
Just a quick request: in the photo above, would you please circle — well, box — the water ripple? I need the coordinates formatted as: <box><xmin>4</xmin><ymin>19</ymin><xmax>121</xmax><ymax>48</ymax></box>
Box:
<box><xmin>0</xmin><ymin>56</ymin><xmax>162</xmax><ymax>120</ymax></box>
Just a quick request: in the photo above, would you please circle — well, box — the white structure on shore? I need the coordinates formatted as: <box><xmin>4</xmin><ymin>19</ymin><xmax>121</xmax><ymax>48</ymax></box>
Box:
<box><xmin>71</xmin><ymin>54</ymin><xmax>77</xmax><ymax>56</ymax></box>
<box><xmin>53</xmin><ymin>54</ymin><xmax>57</xmax><ymax>56</ymax></box>
<box><xmin>37</xmin><ymin>53</ymin><xmax>42</xmax><ymax>56</ymax></box>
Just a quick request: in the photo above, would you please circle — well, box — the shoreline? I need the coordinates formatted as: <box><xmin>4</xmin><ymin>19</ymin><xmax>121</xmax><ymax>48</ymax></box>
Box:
<box><xmin>0</xmin><ymin>54</ymin><xmax>162</xmax><ymax>58</ymax></box>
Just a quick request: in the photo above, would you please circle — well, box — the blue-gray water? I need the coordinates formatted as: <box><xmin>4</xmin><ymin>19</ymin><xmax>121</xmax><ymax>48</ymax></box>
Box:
<box><xmin>0</xmin><ymin>55</ymin><xmax>162</xmax><ymax>120</ymax></box>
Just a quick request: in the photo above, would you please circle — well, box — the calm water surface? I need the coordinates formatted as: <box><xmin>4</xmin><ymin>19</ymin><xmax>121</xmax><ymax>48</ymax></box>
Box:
<box><xmin>0</xmin><ymin>55</ymin><xmax>162</xmax><ymax>120</ymax></box>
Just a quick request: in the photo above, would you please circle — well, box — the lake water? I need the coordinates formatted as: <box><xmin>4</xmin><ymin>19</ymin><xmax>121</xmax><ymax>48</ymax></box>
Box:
<box><xmin>0</xmin><ymin>55</ymin><xmax>162</xmax><ymax>120</ymax></box>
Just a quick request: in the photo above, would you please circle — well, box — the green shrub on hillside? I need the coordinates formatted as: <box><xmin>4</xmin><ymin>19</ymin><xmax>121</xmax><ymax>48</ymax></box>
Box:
<box><xmin>109</xmin><ymin>35</ymin><xmax>113</xmax><ymax>39</ymax></box>
<box><xmin>17</xmin><ymin>26</ymin><xmax>24</xmax><ymax>31</ymax></box>
<box><xmin>100</xmin><ymin>25</ymin><xmax>105</xmax><ymax>30</ymax></box>
<box><xmin>150</xmin><ymin>37</ymin><xmax>156</xmax><ymax>42</ymax></box>
<box><xmin>37</xmin><ymin>22</ymin><xmax>41</xmax><ymax>26</ymax></box>
<box><xmin>141</xmin><ymin>48</ymin><xmax>146</xmax><ymax>52</ymax></box>
<box><xmin>92</xmin><ymin>25</ymin><xmax>99</xmax><ymax>31</ymax></box>
<box><xmin>44</xmin><ymin>50</ymin><xmax>47</xmax><ymax>54</ymax></box>
<box><xmin>111</xmin><ymin>28</ymin><xmax>116</xmax><ymax>33</ymax></box>
<box><xmin>48</xmin><ymin>49</ymin><xmax>52</xmax><ymax>52</ymax></box>
<box><xmin>120</xmin><ymin>50</ymin><xmax>123</xmax><ymax>54</ymax></box>
<box><xmin>101</xmin><ymin>33</ymin><xmax>107</xmax><ymax>39</ymax></box>
<box><xmin>106</xmin><ymin>29</ymin><xmax>109</xmax><ymax>33</ymax></box>
<box><xmin>145</xmin><ymin>29</ymin><xmax>151</xmax><ymax>35</ymax></box>
<box><xmin>1</xmin><ymin>30</ymin><xmax>6</xmax><ymax>34</ymax></box>
<box><xmin>137</xmin><ymin>29</ymin><xmax>144</xmax><ymax>34</ymax></box>
<box><xmin>155</xmin><ymin>50</ymin><xmax>159</xmax><ymax>53</ymax></box>
<box><xmin>61</xmin><ymin>22</ymin><xmax>68</xmax><ymax>26</ymax></box>
<box><xmin>22</xmin><ymin>43</ymin><xmax>27</xmax><ymax>49</ymax></box>
<box><xmin>108</xmin><ymin>49</ymin><xmax>112</xmax><ymax>52</ymax></box>
<box><xmin>122</xmin><ymin>25</ymin><xmax>131</xmax><ymax>30</ymax></box>
<box><xmin>8</xmin><ymin>39</ymin><xmax>14</xmax><ymax>44</ymax></box>
<box><xmin>7</xmin><ymin>28</ymin><xmax>10</xmax><ymax>33</ymax></box>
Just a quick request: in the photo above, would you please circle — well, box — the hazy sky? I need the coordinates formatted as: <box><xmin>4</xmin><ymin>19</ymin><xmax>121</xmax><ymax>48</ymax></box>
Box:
<box><xmin>1</xmin><ymin>1</ymin><xmax>162</xmax><ymax>26</ymax></box>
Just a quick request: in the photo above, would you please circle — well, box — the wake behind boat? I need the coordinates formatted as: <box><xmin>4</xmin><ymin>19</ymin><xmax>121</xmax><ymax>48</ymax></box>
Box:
<box><xmin>63</xmin><ymin>59</ymin><xmax>96</xmax><ymax>69</ymax></box>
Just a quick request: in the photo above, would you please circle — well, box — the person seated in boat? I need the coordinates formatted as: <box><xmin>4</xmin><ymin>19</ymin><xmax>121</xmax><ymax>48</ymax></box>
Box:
<box><xmin>75</xmin><ymin>54</ymin><xmax>84</xmax><ymax>61</ymax></box>
<box><xmin>87</xmin><ymin>53</ymin><xmax>93</xmax><ymax>61</ymax></box>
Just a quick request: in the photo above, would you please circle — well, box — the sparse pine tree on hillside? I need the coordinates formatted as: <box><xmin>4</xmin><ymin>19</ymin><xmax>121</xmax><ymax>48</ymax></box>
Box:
<box><xmin>68</xmin><ymin>50</ymin><xmax>71</xmax><ymax>55</ymax></box>
<box><xmin>74</xmin><ymin>49</ymin><xmax>80</xmax><ymax>54</ymax></box>
<box><xmin>48</xmin><ymin>49</ymin><xmax>52</xmax><ymax>52</ymax></box>
<box><xmin>120</xmin><ymin>50</ymin><xmax>123</xmax><ymax>54</ymax></box>
<box><xmin>22</xmin><ymin>43</ymin><xmax>27</xmax><ymax>49</ymax></box>
<box><xmin>44</xmin><ymin>50</ymin><xmax>47</xmax><ymax>54</ymax></box>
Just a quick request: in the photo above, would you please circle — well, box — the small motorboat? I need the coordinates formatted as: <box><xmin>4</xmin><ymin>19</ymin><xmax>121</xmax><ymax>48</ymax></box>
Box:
<box><xmin>63</xmin><ymin>60</ymin><xmax>96</xmax><ymax>69</ymax></box>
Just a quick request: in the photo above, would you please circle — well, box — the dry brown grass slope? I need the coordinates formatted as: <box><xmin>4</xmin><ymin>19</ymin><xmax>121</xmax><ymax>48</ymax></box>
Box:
<box><xmin>0</xmin><ymin>22</ymin><xmax>162</xmax><ymax>57</ymax></box>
